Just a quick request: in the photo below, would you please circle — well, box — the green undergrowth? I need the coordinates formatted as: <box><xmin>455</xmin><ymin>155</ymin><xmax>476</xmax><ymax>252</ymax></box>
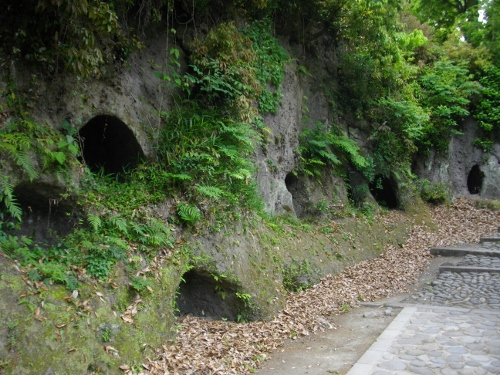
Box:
<box><xmin>296</xmin><ymin>121</ymin><xmax>373</xmax><ymax>181</ymax></box>
<box><xmin>476</xmin><ymin>199</ymin><xmax>500</xmax><ymax>211</ymax></box>
<box><xmin>0</xmin><ymin>116</ymin><xmax>80</xmax><ymax>220</ymax></box>
<box><xmin>0</xmin><ymin>19</ymin><xmax>290</xmax><ymax>294</ymax></box>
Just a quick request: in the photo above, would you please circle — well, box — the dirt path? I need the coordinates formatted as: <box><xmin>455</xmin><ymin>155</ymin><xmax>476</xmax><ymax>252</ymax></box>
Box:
<box><xmin>255</xmin><ymin>255</ymin><xmax>462</xmax><ymax>375</ymax></box>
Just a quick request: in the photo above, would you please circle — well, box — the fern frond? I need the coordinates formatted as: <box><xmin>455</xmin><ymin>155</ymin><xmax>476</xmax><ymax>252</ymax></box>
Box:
<box><xmin>177</xmin><ymin>202</ymin><xmax>202</xmax><ymax>224</ymax></box>
<box><xmin>87</xmin><ymin>214</ymin><xmax>102</xmax><ymax>232</ymax></box>
<box><xmin>8</xmin><ymin>149</ymin><xmax>38</xmax><ymax>180</ymax></box>
<box><xmin>104</xmin><ymin>236</ymin><xmax>128</xmax><ymax>250</ymax></box>
<box><xmin>165</xmin><ymin>173</ymin><xmax>192</xmax><ymax>182</ymax></box>
<box><xmin>195</xmin><ymin>185</ymin><xmax>224</xmax><ymax>199</ymax></box>
<box><xmin>108</xmin><ymin>215</ymin><xmax>128</xmax><ymax>234</ymax></box>
<box><xmin>0</xmin><ymin>176</ymin><xmax>22</xmax><ymax>221</ymax></box>
<box><xmin>131</xmin><ymin>223</ymin><xmax>146</xmax><ymax>236</ymax></box>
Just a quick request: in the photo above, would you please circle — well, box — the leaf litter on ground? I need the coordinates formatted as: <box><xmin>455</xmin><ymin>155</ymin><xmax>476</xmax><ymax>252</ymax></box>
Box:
<box><xmin>139</xmin><ymin>198</ymin><xmax>500</xmax><ymax>375</ymax></box>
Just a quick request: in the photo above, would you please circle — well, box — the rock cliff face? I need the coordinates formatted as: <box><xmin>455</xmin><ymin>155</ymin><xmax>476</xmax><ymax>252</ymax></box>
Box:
<box><xmin>8</xmin><ymin>29</ymin><xmax>499</xmax><ymax>222</ymax></box>
<box><xmin>414</xmin><ymin>116</ymin><xmax>500</xmax><ymax>200</ymax></box>
<box><xmin>1</xmin><ymin>22</ymin><xmax>499</xmax><ymax>374</ymax></box>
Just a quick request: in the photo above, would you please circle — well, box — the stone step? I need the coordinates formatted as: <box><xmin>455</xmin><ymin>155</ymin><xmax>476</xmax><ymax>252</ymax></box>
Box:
<box><xmin>480</xmin><ymin>236</ymin><xmax>500</xmax><ymax>244</ymax></box>
<box><xmin>430</xmin><ymin>245</ymin><xmax>500</xmax><ymax>257</ymax></box>
<box><xmin>438</xmin><ymin>265</ymin><xmax>500</xmax><ymax>274</ymax></box>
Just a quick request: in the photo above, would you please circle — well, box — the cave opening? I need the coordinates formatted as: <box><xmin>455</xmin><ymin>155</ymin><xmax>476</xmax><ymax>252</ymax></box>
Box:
<box><xmin>284</xmin><ymin>172</ymin><xmax>298</xmax><ymax>193</ymax></box>
<box><xmin>467</xmin><ymin>164</ymin><xmax>484</xmax><ymax>195</ymax></box>
<box><xmin>79</xmin><ymin>115</ymin><xmax>144</xmax><ymax>175</ymax></box>
<box><xmin>175</xmin><ymin>269</ymin><xmax>240</xmax><ymax>321</ymax></box>
<box><xmin>10</xmin><ymin>183</ymin><xmax>79</xmax><ymax>244</ymax></box>
<box><xmin>369</xmin><ymin>175</ymin><xmax>399</xmax><ymax>209</ymax></box>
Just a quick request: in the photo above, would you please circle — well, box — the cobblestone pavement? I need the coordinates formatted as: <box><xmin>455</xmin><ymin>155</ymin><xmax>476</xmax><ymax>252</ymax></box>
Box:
<box><xmin>405</xmin><ymin>254</ymin><xmax>500</xmax><ymax>310</ymax></box>
<box><xmin>347</xmin><ymin>240</ymin><xmax>500</xmax><ymax>375</ymax></box>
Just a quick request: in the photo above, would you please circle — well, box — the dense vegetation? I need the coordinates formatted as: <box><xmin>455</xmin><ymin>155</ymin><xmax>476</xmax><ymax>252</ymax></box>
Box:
<box><xmin>0</xmin><ymin>0</ymin><xmax>499</xmax><ymax>290</ymax></box>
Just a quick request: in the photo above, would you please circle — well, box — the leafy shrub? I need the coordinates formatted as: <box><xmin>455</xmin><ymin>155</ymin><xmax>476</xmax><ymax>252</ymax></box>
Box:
<box><xmin>297</xmin><ymin>122</ymin><xmax>370</xmax><ymax>179</ymax></box>
<box><xmin>156</xmin><ymin>105</ymin><xmax>262</xmax><ymax>215</ymax></box>
<box><xmin>0</xmin><ymin>0</ymin><xmax>143</xmax><ymax>77</ymax></box>
<box><xmin>243</xmin><ymin>19</ymin><xmax>289</xmax><ymax>114</ymax></box>
<box><xmin>186</xmin><ymin>22</ymin><xmax>260</xmax><ymax>123</ymax></box>
<box><xmin>282</xmin><ymin>259</ymin><xmax>317</xmax><ymax>292</ymax></box>
<box><xmin>418</xmin><ymin>179</ymin><xmax>451</xmax><ymax>205</ymax></box>
<box><xmin>475</xmin><ymin>67</ymin><xmax>500</xmax><ymax>149</ymax></box>
<box><xmin>417</xmin><ymin>61</ymin><xmax>481</xmax><ymax>152</ymax></box>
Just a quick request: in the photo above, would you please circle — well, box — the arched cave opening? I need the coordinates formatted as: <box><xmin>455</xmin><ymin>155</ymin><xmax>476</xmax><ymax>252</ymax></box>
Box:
<box><xmin>369</xmin><ymin>175</ymin><xmax>399</xmax><ymax>209</ymax></box>
<box><xmin>284</xmin><ymin>172</ymin><xmax>300</xmax><ymax>204</ymax></box>
<box><xmin>284</xmin><ymin>172</ymin><xmax>298</xmax><ymax>193</ymax></box>
<box><xmin>175</xmin><ymin>269</ymin><xmax>240</xmax><ymax>321</ymax></box>
<box><xmin>10</xmin><ymin>183</ymin><xmax>79</xmax><ymax>244</ymax></box>
<box><xmin>284</xmin><ymin>172</ymin><xmax>302</xmax><ymax>216</ymax></box>
<box><xmin>79</xmin><ymin>115</ymin><xmax>144</xmax><ymax>175</ymax></box>
<box><xmin>467</xmin><ymin>164</ymin><xmax>485</xmax><ymax>195</ymax></box>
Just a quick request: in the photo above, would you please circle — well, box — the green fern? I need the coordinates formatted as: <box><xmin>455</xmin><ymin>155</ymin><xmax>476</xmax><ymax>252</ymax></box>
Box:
<box><xmin>131</xmin><ymin>222</ymin><xmax>146</xmax><ymax>237</ymax></box>
<box><xmin>297</xmin><ymin>122</ymin><xmax>368</xmax><ymax>178</ymax></box>
<box><xmin>104</xmin><ymin>236</ymin><xmax>128</xmax><ymax>250</ymax></box>
<box><xmin>130</xmin><ymin>220</ymin><xmax>172</xmax><ymax>248</ymax></box>
<box><xmin>0</xmin><ymin>134</ymin><xmax>39</xmax><ymax>180</ymax></box>
<box><xmin>108</xmin><ymin>215</ymin><xmax>128</xmax><ymax>234</ymax></box>
<box><xmin>87</xmin><ymin>214</ymin><xmax>102</xmax><ymax>232</ymax></box>
<box><xmin>195</xmin><ymin>185</ymin><xmax>224</xmax><ymax>199</ymax></box>
<box><xmin>0</xmin><ymin>176</ymin><xmax>22</xmax><ymax>221</ymax></box>
<box><xmin>177</xmin><ymin>202</ymin><xmax>202</xmax><ymax>224</ymax></box>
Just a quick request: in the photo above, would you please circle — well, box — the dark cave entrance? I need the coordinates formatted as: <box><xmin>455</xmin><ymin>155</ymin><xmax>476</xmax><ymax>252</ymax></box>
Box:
<box><xmin>284</xmin><ymin>172</ymin><xmax>298</xmax><ymax>193</ymax></box>
<box><xmin>79</xmin><ymin>115</ymin><xmax>144</xmax><ymax>175</ymax></box>
<box><xmin>176</xmin><ymin>269</ymin><xmax>240</xmax><ymax>321</ymax></box>
<box><xmin>284</xmin><ymin>172</ymin><xmax>303</xmax><ymax>216</ymax></box>
<box><xmin>467</xmin><ymin>164</ymin><xmax>484</xmax><ymax>195</ymax></box>
<box><xmin>369</xmin><ymin>175</ymin><xmax>399</xmax><ymax>209</ymax></box>
<box><xmin>10</xmin><ymin>183</ymin><xmax>79</xmax><ymax>244</ymax></box>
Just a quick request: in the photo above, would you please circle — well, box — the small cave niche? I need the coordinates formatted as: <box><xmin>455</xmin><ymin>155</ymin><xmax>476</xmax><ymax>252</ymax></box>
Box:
<box><xmin>79</xmin><ymin>115</ymin><xmax>144</xmax><ymax>175</ymax></box>
<box><xmin>175</xmin><ymin>269</ymin><xmax>240</xmax><ymax>321</ymax></box>
<box><xmin>467</xmin><ymin>164</ymin><xmax>485</xmax><ymax>195</ymax></box>
<box><xmin>10</xmin><ymin>183</ymin><xmax>79</xmax><ymax>244</ymax></box>
<box><xmin>284</xmin><ymin>172</ymin><xmax>301</xmax><ymax>215</ymax></box>
<box><xmin>284</xmin><ymin>172</ymin><xmax>299</xmax><ymax>200</ymax></box>
<box><xmin>369</xmin><ymin>175</ymin><xmax>399</xmax><ymax>209</ymax></box>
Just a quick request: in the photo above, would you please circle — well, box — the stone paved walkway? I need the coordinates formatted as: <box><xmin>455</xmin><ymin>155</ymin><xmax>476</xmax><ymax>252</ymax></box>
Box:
<box><xmin>347</xmin><ymin>233</ymin><xmax>500</xmax><ymax>375</ymax></box>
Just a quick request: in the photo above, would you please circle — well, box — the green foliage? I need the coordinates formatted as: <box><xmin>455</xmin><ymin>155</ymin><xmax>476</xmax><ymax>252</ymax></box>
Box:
<box><xmin>0</xmin><ymin>114</ymin><xmax>80</xmax><ymax>221</ymax></box>
<box><xmin>1</xmin><ymin>116</ymin><xmax>80</xmax><ymax>172</ymax></box>
<box><xmin>0</xmin><ymin>131</ymin><xmax>39</xmax><ymax>181</ymax></box>
<box><xmin>156</xmin><ymin>105</ymin><xmax>263</xmax><ymax>217</ymax></box>
<box><xmin>417</xmin><ymin>60</ymin><xmax>481</xmax><ymax>152</ymax></box>
<box><xmin>296</xmin><ymin>122</ymin><xmax>370</xmax><ymax>179</ymax></box>
<box><xmin>418</xmin><ymin>179</ymin><xmax>451</xmax><ymax>205</ymax></box>
<box><xmin>243</xmin><ymin>19</ymin><xmax>290</xmax><ymax>114</ymax></box>
<box><xmin>165</xmin><ymin>20</ymin><xmax>288</xmax><ymax>123</ymax></box>
<box><xmin>0</xmin><ymin>176</ymin><xmax>22</xmax><ymax>222</ymax></box>
<box><xmin>411</xmin><ymin>0</ymin><xmax>479</xmax><ymax>32</ymax></box>
<box><xmin>101</xmin><ymin>327</ymin><xmax>113</xmax><ymax>343</ymax></box>
<box><xmin>475</xmin><ymin>67</ymin><xmax>500</xmax><ymax>149</ymax></box>
<box><xmin>129</xmin><ymin>275</ymin><xmax>154</xmax><ymax>294</ymax></box>
<box><xmin>0</xmin><ymin>0</ymin><xmax>144</xmax><ymax>77</ymax></box>
<box><xmin>186</xmin><ymin>22</ymin><xmax>260</xmax><ymax>123</ymax></box>
<box><xmin>282</xmin><ymin>258</ymin><xmax>316</xmax><ymax>292</ymax></box>
<box><xmin>177</xmin><ymin>203</ymin><xmax>202</xmax><ymax>225</ymax></box>
<box><xmin>372</xmin><ymin>128</ymin><xmax>413</xmax><ymax>178</ymax></box>
<box><xmin>0</xmin><ymin>235</ymin><xmax>80</xmax><ymax>290</ymax></box>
